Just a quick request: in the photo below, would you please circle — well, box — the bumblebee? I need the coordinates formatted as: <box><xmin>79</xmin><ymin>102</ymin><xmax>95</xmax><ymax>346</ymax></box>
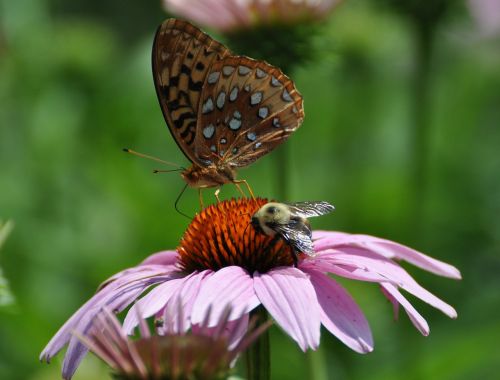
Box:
<box><xmin>251</xmin><ymin>201</ymin><xmax>334</xmax><ymax>265</ymax></box>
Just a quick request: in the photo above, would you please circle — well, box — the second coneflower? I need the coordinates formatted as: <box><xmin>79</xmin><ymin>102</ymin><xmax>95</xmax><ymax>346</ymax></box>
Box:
<box><xmin>76</xmin><ymin>306</ymin><xmax>270</xmax><ymax>380</ymax></box>
<box><xmin>41</xmin><ymin>198</ymin><xmax>460</xmax><ymax>379</ymax></box>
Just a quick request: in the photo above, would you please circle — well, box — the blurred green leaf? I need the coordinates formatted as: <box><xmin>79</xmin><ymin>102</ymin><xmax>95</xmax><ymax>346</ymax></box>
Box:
<box><xmin>0</xmin><ymin>220</ymin><xmax>14</xmax><ymax>307</ymax></box>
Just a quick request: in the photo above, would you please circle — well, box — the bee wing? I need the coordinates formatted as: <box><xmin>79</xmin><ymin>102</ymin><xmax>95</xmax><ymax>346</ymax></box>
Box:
<box><xmin>274</xmin><ymin>221</ymin><xmax>316</xmax><ymax>257</ymax></box>
<box><xmin>285</xmin><ymin>201</ymin><xmax>335</xmax><ymax>218</ymax></box>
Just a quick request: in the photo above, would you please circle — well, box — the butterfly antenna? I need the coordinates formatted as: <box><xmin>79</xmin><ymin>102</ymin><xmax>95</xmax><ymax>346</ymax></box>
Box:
<box><xmin>153</xmin><ymin>169</ymin><xmax>184</xmax><ymax>174</ymax></box>
<box><xmin>123</xmin><ymin>148</ymin><xmax>184</xmax><ymax>169</ymax></box>
<box><xmin>174</xmin><ymin>183</ymin><xmax>191</xmax><ymax>220</ymax></box>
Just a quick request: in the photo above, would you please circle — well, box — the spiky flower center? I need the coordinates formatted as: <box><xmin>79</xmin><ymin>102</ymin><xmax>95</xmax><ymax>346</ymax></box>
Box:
<box><xmin>178</xmin><ymin>198</ymin><xmax>294</xmax><ymax>273</ymax></box>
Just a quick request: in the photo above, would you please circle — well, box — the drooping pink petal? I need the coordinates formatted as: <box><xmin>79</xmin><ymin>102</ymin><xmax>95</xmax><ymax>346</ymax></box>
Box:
<box><xmin>380</xmin><ymin>283</ymin><xmax>430</xmax><ymax>336</ymax></box>
<box><xmin>311</xmin><ymin>247</ymin><xmax>457</xmax><ymax>318</ymax></box>
<box><xmin>300</xmin><ymin>250</ymin><xmax>398</xmax><ymax>284</ymax></box>
<box><xmin>191</xmin><ymin>266</ymin><xmax>259</xmax><ymax>326</ymax></box>
<box><xmin>362</xmin><ymin>240</ymin><xmax>461</xmax><ymax>279</ymax></box>
<box><xmin>123</xmin><ymin>272</ymin><xmax>198</xmax><ymax>335</ymax></box>
<box><xmin>253</xmin><ymin>267</ymin><xmax>321</xmax><ymax>351</ymax></box>
<box><xmin>60</xmin><ymin>278</ymin><xmax>161</xmax><ymax>379</ymax></box>
<box><xmin>380</xmin><ymin>285</ymin><xmax>400</xmax><ymax>320</ymax></box>
<box><xmin>304</xmin><ymin>269</ymin><xmax>373</xmax><ymax>353</ymax></box>
<box><xmin>313</xmin><ymin>231</ymin><xmax>461</xmax><ymax>279</ymax></box>
<box><xmin>40</xmin><ymin>267</ymin><xmax>171</xmax><ymax>363</ymax></box>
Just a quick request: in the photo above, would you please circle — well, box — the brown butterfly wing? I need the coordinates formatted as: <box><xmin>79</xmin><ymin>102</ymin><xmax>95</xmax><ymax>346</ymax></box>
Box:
<box><xmin>193</xmin><ymin>56</ymin><xmax>304</xmax><ymax>167</ymax></box>
<box><xmin>152</xmin><ymin>19</ymin><xmax>231</xmax><ymax>164</ymax></box>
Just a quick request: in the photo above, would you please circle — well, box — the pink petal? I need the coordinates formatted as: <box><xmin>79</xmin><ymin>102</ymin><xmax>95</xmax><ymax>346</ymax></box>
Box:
<box><xmin>380</xmin><ymin>285</ymin><xmax>400</xmax><ymax>320</ymax></box>
<box><xmin>305</xmin><ymin>269</ymin><xmax>373</xmax><ymax>353</ymax></box>
<box><xmin>41</xmin><ymin>267</ymin><xmax>170</xmax><ymax>362</ymax></box>
<box><xmin>314</xmin><ymin>247</ymin><xmax>457</xmax><ymax>318</ymax></box>
<box><xmin>300</xmin><ymin>250</ymin><xmax>396</xmax><ymax>284</ymax></box>
<box><xmin>162</xmin><ymin>271</ymin><xmax>212</xmax><ymax>333</ymax></box>
<box><xmin>192</xmin><ymin>314</ymin><xmax>250</xmax><ymax>351</ymax></box>
<box><xmin>381</xmin><ymin>283</ymin><xmax>430</xmax><ymax>336</ymax></box>
<box><xmin>97</xmin><ymin>264</ymin><xmax>178</xmax><ymax>291</ymax></box>
<box><xmin>253</xmin><ymin>267</ymin><xmax>321</xmax><ymax>351</ymax></box>
<box><xmin>363</xmin><ymin>240</ymin><xmax>461</xmax><ymax>279</ymax></box>
<box><xmin>313</xmin><ymin>231</ymin><xmax>461</xmax><ymax>279</ymax></box>
<box><xmin>61</xmin><ymin>279</ymin><xmax>157</xmax><ymax>379</ymax></box>
<box><xmin>123</xmin><ymin>273</ymin><xmax>198</xmax><ymax>334</ymax></box>
<box><xmin>140</xmin><ymin>250</ymin><xmax>179</xmax><ymax>266</ymax></box>
<box><xmin>191</xmin><ymin>266</ymin><xmax>259</xmax><ymax>326</ymax></box>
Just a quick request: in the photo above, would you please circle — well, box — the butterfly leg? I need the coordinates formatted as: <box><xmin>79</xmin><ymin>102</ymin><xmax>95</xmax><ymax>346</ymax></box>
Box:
<box><xmin>198</xmin><ymin>189</ymin><xmax>205</xmax><ymax>210</ymax></box>
<box><xmin>234</xmin><ymin>179</ymin><xmax>255</xmax><ymax>199</ymax></box>
<box><xmin>214</xmin><ymin>188</ymin><xmax>221</xmax><ymax>203</ymax></box>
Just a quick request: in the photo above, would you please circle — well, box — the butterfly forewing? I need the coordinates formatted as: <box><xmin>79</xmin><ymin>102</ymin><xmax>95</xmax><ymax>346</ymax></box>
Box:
<box><xmin>152</xmin><ymin>19</ymin><xmax>231</xmax><ymax>163</ymax></box>
<box><xmin>193</xmin><ymin>56</ymin><xmax>304</xmax><ymax>167</ymax></box>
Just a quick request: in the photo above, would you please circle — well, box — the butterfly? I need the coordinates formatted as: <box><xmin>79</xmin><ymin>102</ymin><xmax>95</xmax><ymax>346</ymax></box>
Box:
<box><xmin>151</xmin><ymin>19</ymin><xmax>304</xmax><ymax>199</ymax></box>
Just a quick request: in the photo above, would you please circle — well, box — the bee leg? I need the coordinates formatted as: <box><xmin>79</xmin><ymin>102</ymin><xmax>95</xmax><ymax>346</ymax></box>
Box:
<box><xmin>214</xmin><ymin>188</ymin><xmax>221</xmax><ymax>203</ymax></box>
<box><xmin>291</xmin><ymin>247</ymin><xmax>299</xmax><ymax>268</ymax></box>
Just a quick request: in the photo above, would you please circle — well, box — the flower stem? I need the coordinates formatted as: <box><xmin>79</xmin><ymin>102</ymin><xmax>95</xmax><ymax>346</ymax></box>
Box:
<box><xmin>245</xmin><ymin>307</ymin><xmax>270</xmax><ymax>380</ymax></box>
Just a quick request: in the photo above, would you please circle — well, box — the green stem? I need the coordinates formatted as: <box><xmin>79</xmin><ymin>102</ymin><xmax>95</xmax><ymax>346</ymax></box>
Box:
<box><xmin>306</xmin><ymin>348</ymin><xmax>328</xmax><ymax>380</ymax></box>
<box><xmin>245</xmin><ymin>307</ymin><xmax>270</xmax><ymax>380</ymax></box>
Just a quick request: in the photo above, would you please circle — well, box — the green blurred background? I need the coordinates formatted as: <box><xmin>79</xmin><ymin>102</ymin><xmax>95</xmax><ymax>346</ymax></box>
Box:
<box><xmin>1</xmin><ymin>0</ymin><xmax>499</xmax><ymax>379</ymax></box>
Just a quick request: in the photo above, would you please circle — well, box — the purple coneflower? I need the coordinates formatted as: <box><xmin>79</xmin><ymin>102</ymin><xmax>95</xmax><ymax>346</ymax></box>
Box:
<box><xmin>468</xmin><ymin>0</ymin><xmax>500</xmax><ymax>37</ymax></box>
<box><xmin>163</xmin><ymin>0</ymin><xmax>342</xmax><ymax>31</ymax></box>
<box><xmin>76</xmin><ymin>306</ymin><xmax>270</xmax><ymax>380</ymax></box>
<box><xmin>41</xmin><ymin>198</ymin><xmax>460</xmax><ymax>379</ymax></box>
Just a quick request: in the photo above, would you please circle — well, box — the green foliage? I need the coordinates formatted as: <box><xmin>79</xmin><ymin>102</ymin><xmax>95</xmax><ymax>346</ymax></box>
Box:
<box><xmin>0</xmin><ymin>220</ymin><xmax>14</xmax><ymax>308</ymax></box>
<box><xmin>1</xmin><ymin>0</ymin><xmax>499</xmax><ymax>379</ymax></box>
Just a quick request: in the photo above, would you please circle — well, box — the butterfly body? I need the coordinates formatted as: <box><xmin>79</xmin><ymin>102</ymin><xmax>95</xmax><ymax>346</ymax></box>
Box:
<box><xmin>152</xmin><ymin>19</ymin><xmax>304</xmax><ymax>193</ymax></box>
<box><xmin>181</xmin><ymin>163</ymin><xmax>236</xmax><ymax>188</ymax></box>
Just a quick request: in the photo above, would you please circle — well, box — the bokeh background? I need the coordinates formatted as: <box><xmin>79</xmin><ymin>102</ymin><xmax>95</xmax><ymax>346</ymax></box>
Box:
<box><xmin>1</xmin><ymin>0</ymin><xmax>499</xmax><ymax>379</ymax></box>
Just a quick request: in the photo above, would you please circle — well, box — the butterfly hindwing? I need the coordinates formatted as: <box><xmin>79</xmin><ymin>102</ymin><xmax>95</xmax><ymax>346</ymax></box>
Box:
<box><xmin>193</xmin><ymin>56</ymin><xmax>304</xmax><ymax>167</ymax></box>
<box><xmin>152</xmin><ymin>19</ymin><xmax>230</xmax><ymax>164</ymax></box>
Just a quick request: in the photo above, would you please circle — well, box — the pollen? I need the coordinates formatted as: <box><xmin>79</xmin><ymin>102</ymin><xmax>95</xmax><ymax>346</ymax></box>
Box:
<box><xmin>178</xmin><ymin>198</ymin><xmax>294</xmax><ymax>273</ymax></box>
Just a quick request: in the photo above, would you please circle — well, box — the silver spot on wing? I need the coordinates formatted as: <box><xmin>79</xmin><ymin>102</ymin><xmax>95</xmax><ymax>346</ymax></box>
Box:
<box><xmin>247</xmin><ymin>132</ymin><xmax>257</xmax><ymax>141</ymax></box>
<box><xmin>203</xmin><ymin>124</ymin><xmax>215</xmax><ymax>139</ymax></box>
<box><xmin>229</xmin><ymin>118</ymin><xmax>242</xmax><ymax>130</ymax></box>
<box><xmin>258</xmin><ymin>107</ymin><xmax>269</xmax><ymax>119</ymax></box>
<box><xmin>229</xmin><ymin>86</ymin><xmax>238</xmax><ymax>102</ymax></box>
<box><xmin>222</xmin><ymin>65</ymin><xmax>235</xmax><ymax>76</ymax></box>
<box><xmin>250</xmin><ymin>91</ymin><xmax>263</xmax><ymax>106</ymax></box>
<box><xmin>216</xmin><ymin>91</ymin><xmax>226</xmax><ymax>109</ymax></box>
<box><xmin>207</xmin><ymin>71</ymin><xmax>220</xmax><ymax>84</ymax></box>
<box><xmin>238</xmin><ymin>65</ymin><xmax>251</xmax><ymax>75</ymax></box>
<box><xmin>271</xmin><ymin>76</ymin><xmax>281</xmax><ymax>87</ymax></box>
<box><xmin>202</xmin><ymin>97</ymin><xmax>214</xmax><ymax>114</ymax></box>
<box><xmin>282</xmin><ymin>88</ymin><xmax>293</xmax><ymax>102</ymax></box>
<box><xmin>256</xmin><ymin>68</ymin><xmax>267</xmax><ymax>79</ymax></box>
<box><xmin>229</xmin><ymin>111</ymin><xmax>242</xmax><ymax>130</ymax></box>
